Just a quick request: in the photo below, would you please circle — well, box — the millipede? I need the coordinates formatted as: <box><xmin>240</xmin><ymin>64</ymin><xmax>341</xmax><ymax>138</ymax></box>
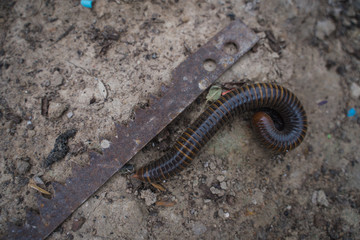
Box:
<box><xmin>132</xmin><ymin>82</ymin><xmax>307</xmax><ymax>185</ymax></box>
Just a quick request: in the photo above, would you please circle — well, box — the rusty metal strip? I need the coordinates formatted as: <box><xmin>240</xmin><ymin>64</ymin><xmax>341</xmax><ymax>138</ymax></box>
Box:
<box><xmin>7</xmin><ymin>19</ymin><xmax>258</xmax><ymax>240</ymax></box>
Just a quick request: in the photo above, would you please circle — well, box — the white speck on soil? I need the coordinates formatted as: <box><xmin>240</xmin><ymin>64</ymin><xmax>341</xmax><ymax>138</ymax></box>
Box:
<box><xmin>350</xmin><ymin>82</ymin><xmax>360</xmax><ymax>99</ymax></box>
<box><xmin>66</xmin><ymin>111</ymin><xmax>74</xmax><ymax>118</ymax></box>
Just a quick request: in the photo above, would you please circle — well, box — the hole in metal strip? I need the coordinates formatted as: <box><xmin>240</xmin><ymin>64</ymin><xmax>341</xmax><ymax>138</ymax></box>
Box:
<box><xmin>203</xmin><ymin>59</ymin><xmax>216</xmax><ymax>72</ymax></box>
<box><xmin>223</xmin><ymin>42</ymin><xmax>238</xmax><ymax>55</ymax></box>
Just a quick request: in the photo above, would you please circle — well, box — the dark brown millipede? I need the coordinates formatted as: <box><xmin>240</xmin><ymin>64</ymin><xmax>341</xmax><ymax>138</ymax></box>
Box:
<box><xmin>133</xmin><ymin>82</ymin><xmax>308</xmax><ymax>184</ymax></box>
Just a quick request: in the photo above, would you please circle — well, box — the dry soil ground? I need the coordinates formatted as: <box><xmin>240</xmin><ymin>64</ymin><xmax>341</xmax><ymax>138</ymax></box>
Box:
<box><xmin>0</xmin><ymin>0</ymin><xmax>360</xmax><ymax>239</ymax></box>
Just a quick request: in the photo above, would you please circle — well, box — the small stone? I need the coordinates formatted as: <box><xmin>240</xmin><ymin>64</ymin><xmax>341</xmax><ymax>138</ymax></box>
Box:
<box><xmin>218</xmin><ymin>209</ymin><xmax>229</xmax><ymax>219</ymax></box>
<box><xmin>216</xmin><ymin>175</ymin><xmax>225</xmax><ymax>182</ymax></box>
<box><xmin>16</xmin><ymin>160</ymin><xmax>31</xmax><ymax>175</ymax></box>
<box><xmin>71</xmin><ymin>217</ymin><xmax>86</xmax><ymax>231</ymax></box>
<box><xmin>140</xmin><ymin>189</ymin><xmax>157</xmax><ymax>206</ymax></box>
<box><xmin>220</xmin><ymin>182</ymin><xmax>227</xmax><ymax>190</ymax></box>
<box><xmin>95</xmin><ymin>0</ymin><xmax>107</xmax><ymax>18</ymax></box>
<box><xmin>209</xmin><ymin>162</ymin><xmax>216</xmax><ymax>170</ymax></box>
<box><xmin>315</xmin><ymin>20</ymin><xmax>336</xmax><ymax>40</ymax></box>
<box><xmin>350</xmin><ymin>82</ymin><xmax>360</xmax><ymax>99</ymax></box>
<box><xmin>204</xmin><ymin>199</ymin><xmax>211</xmax><ymax>203</ymax></box>
<box><xmin>33</xmin><ymin>176</ymin><xmax>45</xmax><ymax>185</ymax></box>
<box><xmin>312</xmin><ymin>190</ymin><xmax>329</xmax><ymax>207</ymax></box>
<box><xmin>100</xmin><ymin>139</ymin><xmax>111</xmax><ymax>149</ymax></box>
<box><xmin>52</xmin><ymin>71</ymin><xmax>64</xmax><ymax>87</ymax></box>
<box><xmin>43</xmin><ymin>80</ymin><xmax>50</xmax><ymax>87</ymax></box>
<box><xmin>97</xmin><ymin>79</ymin><xmax>108</xmax><ymax>99</ymax></box>
<box><xmin>26</xmin><ymin>121</ymin><xmax>34</xmax><ymax>130</ymax></box>
<box><xmin>67</xmin><ymin>111</ymin><xmax>74</xmax><ymax>118</ymax></box>
<box><xmin>48</xmin><ymin>102</ymin><xmax>68</xmax><ymax>119</ymax></box>
<box><xmin>66</xmin><ymin>233</ymin><xmax>74</xmax><ymax>240</ymax></box>
<box><xmin>192</xmin><ymin>222</ymin><xmax>207</xmax><ymax>235</ymax></box>
<box><xmin>210</xmin><ymin>187</ymin><xmax>224</xmax><ymax>196</ymax></box>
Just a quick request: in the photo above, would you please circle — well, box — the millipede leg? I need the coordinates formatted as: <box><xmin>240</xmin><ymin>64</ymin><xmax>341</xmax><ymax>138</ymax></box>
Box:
<box><xmin>151</xmin><ymin>182</ymin><xmax>166</xmax><ymax>192</ymax></box>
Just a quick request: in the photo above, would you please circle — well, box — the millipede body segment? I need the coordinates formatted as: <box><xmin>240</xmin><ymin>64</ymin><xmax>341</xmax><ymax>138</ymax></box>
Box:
<box><xmin>133</xmin><ymin>83</ymin><xmax>308</xmax><ymax>183</ymax></box>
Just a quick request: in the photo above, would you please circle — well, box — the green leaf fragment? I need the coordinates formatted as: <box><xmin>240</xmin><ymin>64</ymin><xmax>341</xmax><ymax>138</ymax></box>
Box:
<box><xmin>206</xmin><ymin>85</ymin><xmax>222</xmax><ymax>102</ymax></box>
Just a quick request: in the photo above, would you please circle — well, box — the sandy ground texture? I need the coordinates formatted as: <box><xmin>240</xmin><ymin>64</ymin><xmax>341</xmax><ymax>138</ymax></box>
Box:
<box><xmin>1</xmin><ymin>0</ymin><xmax>360</xmax><ymax>239</ymax></box>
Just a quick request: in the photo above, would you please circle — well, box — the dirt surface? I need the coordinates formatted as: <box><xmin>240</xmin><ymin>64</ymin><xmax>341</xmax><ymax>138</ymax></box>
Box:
<box><xmin>1</xmin><ymin>0</ymin><xmax>360</xmax><ymax>239</ymax></box>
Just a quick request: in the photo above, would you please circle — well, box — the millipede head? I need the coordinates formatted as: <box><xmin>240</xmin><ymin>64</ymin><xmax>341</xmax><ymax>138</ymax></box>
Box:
<box><xmin>132</xmin><ymin>172</ymin><xmax>142</xmax><ymax>181</ymax></box>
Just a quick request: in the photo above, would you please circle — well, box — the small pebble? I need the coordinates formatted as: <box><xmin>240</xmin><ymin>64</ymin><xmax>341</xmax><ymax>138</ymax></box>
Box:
<box><xmin>26</xmin><ymin>121</ymin><xmax>34</xmax><ymax>130</ymax></box>
<box><xmin>16</xmin><ymin>160</ymin><xmax>31</xmax><ymax>175</ymax></box>
<box><xmin>209</xmin><ymin>162</ymin><xmax>216</xmax><ymax>170</ymax></box>
<box><xmin>100</xmin><ymin>140</ymin><xmax>111</xmax><ymax>149</ymax></box>
<box><xmin>312</xmin><ymin>190</ymin><xmax>329</xmax><ymax>207</ymax></box>
<box><xmin>33</xmin><ymin>176</ymin><xmax>45</xmax><ymax>185</ymax></box>
<box><xmin>350</xmin><ymin>82</ymin><xmax>360</xmax><ymax>99</ymax></box>
<box><xmin>216</xmin><ymin>175</ymin><xmax>225</xmax><ymax>182</ymax></box>
<box><xmin>315</xmin><ymin>19</ymin><xmax>336</xmax><ymax>40</ymax></box>
<box><xmin>140</xmin><ymin>189</ymin><xmax>157</xmax><ymax>206</ymax></box>
<box><xmin>71</xmin><ymin>217</ymin><xmax>86</xmax><ymax>232</ymax></box>
<box><xmin>218</xmin><ymin>209</ymin><xmax>229</xmax><ymax>219</ymax></box>
<box><xmin>192</xmin><ymin>222</ymin><xmax>207</xmax><ymax>235</ymax></box>
<box><xmin>52</xmin><ymin>71</ymin><xmax>64</xmax><ymax>87</ymax></box>
<box><xmin>48</xmin><ymin>102</ymin><xmax>68</xmax><ymax>119</ymax></box>
<box><xmin>220</xmin><ymin>182</ymin><xmax>227</xmax><ymax>190</ymax></box>
<box><xmin>67</xmin><ymin>111</ymin><xmax>74</xmax><ymax>118</ymax></box>
<box><xmin>210</xmin><ymin>187</ymin><xmax>224</xmax><ymax>196</ymax></box>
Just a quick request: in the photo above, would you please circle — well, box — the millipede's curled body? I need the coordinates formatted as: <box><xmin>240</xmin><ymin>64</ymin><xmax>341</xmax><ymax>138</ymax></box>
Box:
<box><xmin>133</xmin><ymin>83</ymin><xmax>307</xmax><ymax>183</ymax></box>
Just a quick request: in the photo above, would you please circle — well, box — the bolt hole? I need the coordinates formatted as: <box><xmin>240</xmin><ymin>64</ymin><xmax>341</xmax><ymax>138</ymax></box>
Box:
<box><xmin>223</xmin><ymin>42</ymin><xmax>238</xmax><ymax>55</ymax></box>
<box><xmin>203</xmin><ymin>59</ymin><xmax>216</xmax><ymax>72</ymax></box>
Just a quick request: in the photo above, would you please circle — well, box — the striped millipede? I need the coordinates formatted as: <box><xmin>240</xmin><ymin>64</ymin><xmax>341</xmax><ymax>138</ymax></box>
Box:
<box><xmin>133</xmin><ymin>83</ymin><xmax>307</xmax><ymax>184</ymax></box>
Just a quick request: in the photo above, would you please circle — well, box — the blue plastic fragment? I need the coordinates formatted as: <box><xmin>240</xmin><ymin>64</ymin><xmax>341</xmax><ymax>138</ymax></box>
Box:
<box><xmin>81</xmin><ymin>0</ymin><xmax>93</xmax><ymax>8</ymax></box>
<box><xmin>347</xmin><ymin>108</ymin><xmax>356</xmax><ymax>117</ymax></box>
